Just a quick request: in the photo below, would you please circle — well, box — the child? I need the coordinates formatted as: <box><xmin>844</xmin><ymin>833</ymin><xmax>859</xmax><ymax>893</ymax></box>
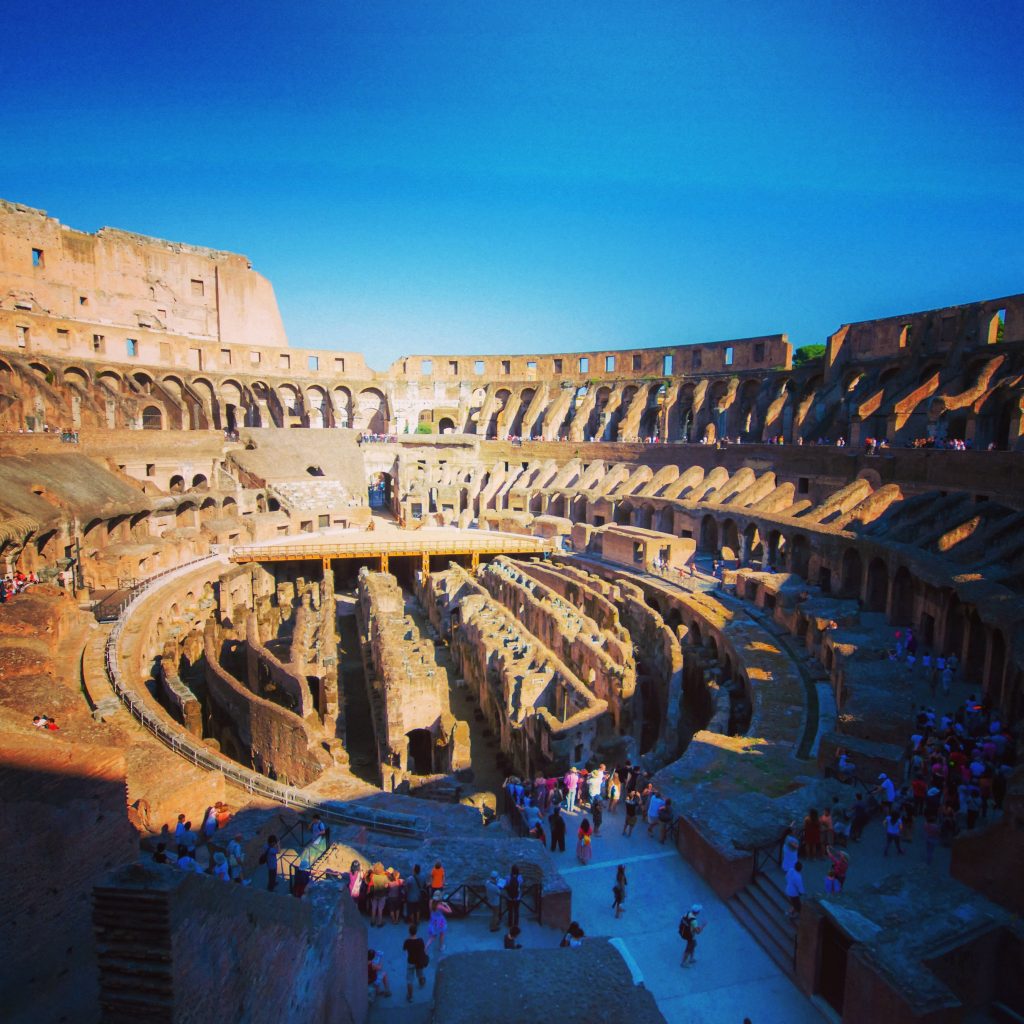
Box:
<box><xmin>824</xmin><ymin>868</ymin><xmax>841</xmax><ymax>896</ymax></box>
<box><xmin>425</xmin><ymin>898</ymin><xmax>452</xmax><ymax>955</ymax></box>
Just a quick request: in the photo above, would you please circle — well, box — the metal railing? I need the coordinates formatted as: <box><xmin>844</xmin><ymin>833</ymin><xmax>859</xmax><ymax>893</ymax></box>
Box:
<box><xmin>102</xmin><ymin>557</ymin><xmax>428</xmax><ymax>838</ymax></box>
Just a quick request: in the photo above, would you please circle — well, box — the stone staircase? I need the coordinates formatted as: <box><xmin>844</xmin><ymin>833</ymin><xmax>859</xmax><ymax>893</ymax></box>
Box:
<box><xmin>728</xmin><ymin>869</ymin><xmax>798</xmax><ymax>978</ymax></box>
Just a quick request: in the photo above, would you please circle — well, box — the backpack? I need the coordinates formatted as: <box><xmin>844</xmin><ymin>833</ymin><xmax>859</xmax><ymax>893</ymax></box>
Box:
<box><xmin>506</xmin><ymin>874</ymin><xmax>521</xmax><ymax>901</ymax></box>
<box><xmin>679</xmin><ymin>915</ymin><xmax>694</xmax><ymax>941</ymax></box>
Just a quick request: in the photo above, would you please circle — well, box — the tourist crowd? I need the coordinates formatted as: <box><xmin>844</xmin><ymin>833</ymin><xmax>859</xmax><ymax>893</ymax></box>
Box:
<box><xmin>502</xmin><ymin>761</ymin><xmax>678</xmax><ymax>851</ymax></box>
<box><xmin>357</xmin><ymin>432</ymin><xmax>399</xmax><ymax>444</ymax></box>
<box><xmin>1</xmin><ymin>570</ymin><xmax>40</xmax><ymax>602</ymax></box>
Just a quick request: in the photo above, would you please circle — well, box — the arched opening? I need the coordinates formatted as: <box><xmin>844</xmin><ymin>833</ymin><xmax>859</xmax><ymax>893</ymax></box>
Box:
<box><xmin>333</xmin><ymin>386</ymin><xmax>352</xmax><ymax>428</ymax></box>
<box><xmin>987</xmin><ymin>629</ymin><xmax>1007</xmax><ymax>703</ymax></box>
<box><xmin>943</xmin><ymin>592</ymin><xmax>967</xmax><ymax>660</ymax></box>
<box><xmin>699</xmin><ymin>515</ymin><xmax>719</xmax><ymax>554</ymax></box>
<box><xmin>986</xmin><ymin>307</ymin><xmax>1007</xmax><ymax>345</ymax></box>
<box><xmin>406</xmin><ymin>728</ymin><xmax>434</xmax><ymax>774</ymax></box>
<box><xmin>368</xmin><ymin>471</ymin><xmax>393</xmax><ymax>510</ymax></box>
<box><xmin>865</xmin><ymin>558</ymin><xmax>888</xmax><ymax>613</ymax></box>
<box><xmin>355</xmin><ymin>388</ymin><xmax>388</xmax><ymax>434</ymax></box>
<box><xmin>966</xmin><ymin>611</ymin><xmax>986</xmax><ymax>681</ymax></box>
<box><xmin>639</xmin><ymin>677</ymin><xmax>662</xmax><ymax>755</ymax></box>
<box><xmin>789</xmin><ymin>534</ymin><xmax>810</xmax><ymax>579</ymax></box>
<box><xmin>191</xmin><ymin>474</ymin><xmax>208</xmax><ymax>490</ymax></box>
<box><xmin>437</xmin><ymin>417</ymin><xmax>456</xmax><ymax>434</ymax></box>
<box><xmin>169</xmin><ymin>475</ymin><xmax>185</xmax><ymax>493</ymax></box>
<box><xmin>743</xmin><ymin>523</ymin><xmax>763</xmax><ymax>565</ymax></box>
<box><xmin>720</xmin><ymin>520</ymin><xmax>740</xmax><ymax>564</ymax></box>
<box><xmin>890</xmin><ymin>566</ymin><xmax>915</xmax><ymax>625</ymax></box>
<box><xmin>141</xmin><ymin>405</ymin><xmax>163</xmax><ymax>430</ymax></box>
<box><xmin>841</xmin><ymin>548</ymin><xmax>863</xmax><ymax>599</ymax></box>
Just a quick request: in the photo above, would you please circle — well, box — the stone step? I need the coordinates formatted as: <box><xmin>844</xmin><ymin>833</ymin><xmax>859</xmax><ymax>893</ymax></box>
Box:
<box><xmin>729</xmin><ymin>887</ymin><xmax>798</xmax><ymax>978</ymax></box>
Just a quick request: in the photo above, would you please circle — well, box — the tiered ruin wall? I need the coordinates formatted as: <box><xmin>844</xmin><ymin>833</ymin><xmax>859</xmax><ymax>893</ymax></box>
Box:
<box><xmin>2</xmin><ymin>199</ymin><xmax>1021</xmax><ymax>448</ymax></box>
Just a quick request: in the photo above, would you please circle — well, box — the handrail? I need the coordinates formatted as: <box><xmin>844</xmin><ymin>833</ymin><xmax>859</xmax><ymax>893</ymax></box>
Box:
<box><xmin>102</xmin><ymin>556</ymin><xmax>428</xmax><ymax>837</ymax></box>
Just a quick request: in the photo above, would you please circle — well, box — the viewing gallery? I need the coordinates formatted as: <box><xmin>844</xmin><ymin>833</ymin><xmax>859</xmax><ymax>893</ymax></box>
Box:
<box><xmin>2</xmin><ymin>198</ymin><xmax>1024</xmax><ymax>1024</ymax></box>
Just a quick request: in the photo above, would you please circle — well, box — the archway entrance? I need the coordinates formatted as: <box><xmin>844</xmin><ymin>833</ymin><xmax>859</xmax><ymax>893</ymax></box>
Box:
<box><xmin>437</xmin><ymin>417</ymin><xmax>456</xmax><ymax>434</ymax></box>
<box><xmin>406</xmin><ymin>728</ymin><xmax>434</xmax><ymax>774</ymax></box>
<box><xmin>368</xmin><ymin>471</ymin><xmax>393</xmax><ymax>510</ymax></box>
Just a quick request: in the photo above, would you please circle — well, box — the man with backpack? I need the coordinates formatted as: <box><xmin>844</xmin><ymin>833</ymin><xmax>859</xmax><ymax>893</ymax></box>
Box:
<box><xmin>504</xmin><ymin>864</ymin><xmax>523</xmax><ymax>929</ymax></box>
<box><xmin>679</xmin><ymin>904</ymin><xmax>703</xmax><ymax>966</ymax></box>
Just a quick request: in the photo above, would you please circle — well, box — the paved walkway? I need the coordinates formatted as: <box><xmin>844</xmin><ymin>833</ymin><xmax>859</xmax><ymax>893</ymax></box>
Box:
<box><xmin>367</xmin><ymin>803</ymin><xmax>822</xmax><ymax>1024</ymax></box>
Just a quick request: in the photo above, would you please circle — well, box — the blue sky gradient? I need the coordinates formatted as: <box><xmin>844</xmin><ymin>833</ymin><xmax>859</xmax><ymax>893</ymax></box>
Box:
<box><xmin>4</xmin><ymin>2</ymin><xmax>1022</xmax><ymax>369</ymax></box>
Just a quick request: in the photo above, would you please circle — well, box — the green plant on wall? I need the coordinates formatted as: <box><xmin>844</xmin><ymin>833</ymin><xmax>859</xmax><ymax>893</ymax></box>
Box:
<box><xmin>415</xmin><ymin>423</ymin><xmax>432</xmax><ymax>434</ymax></box>
<box><xmin>793</xmin><ymin>344</ymin><xmax>826</xmax><ymax>366</ymax></box>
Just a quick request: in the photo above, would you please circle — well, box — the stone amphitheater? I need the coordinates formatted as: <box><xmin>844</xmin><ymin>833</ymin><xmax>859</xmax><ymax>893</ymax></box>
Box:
<box><xmin>2</xmin><ymin>198</ymin><xmax>1023</xmax><ymax>1024</ymax></box>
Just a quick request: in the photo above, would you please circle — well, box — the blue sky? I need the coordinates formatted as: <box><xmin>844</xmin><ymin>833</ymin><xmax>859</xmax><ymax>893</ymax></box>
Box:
<box><xmin>4</xmin><ymin>1</ymin><xmax>1022</xmax><ymax>370</ymax></box>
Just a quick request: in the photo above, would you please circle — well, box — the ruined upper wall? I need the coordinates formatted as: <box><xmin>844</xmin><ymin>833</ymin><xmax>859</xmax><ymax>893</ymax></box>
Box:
<box><xmin>381</xmin><ymin>335</ymin><xmax>792</xmax><ymax>383</ymax></box>
<box><xmin>0</xmin><ymin>199</ymin><xmax>290</xmax><ymax>349</ymax></box>
<box><xmin>826</xmin><ymin>294</ymin><xmax>1024</xmax><ymax>376</ymax></box>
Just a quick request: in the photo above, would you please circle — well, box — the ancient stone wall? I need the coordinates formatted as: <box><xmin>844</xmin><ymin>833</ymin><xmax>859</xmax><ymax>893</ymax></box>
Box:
<box><xmin>94</xmin><ymin>864</ymin><xmax>365</xmax><ymax>1024</ymax></box>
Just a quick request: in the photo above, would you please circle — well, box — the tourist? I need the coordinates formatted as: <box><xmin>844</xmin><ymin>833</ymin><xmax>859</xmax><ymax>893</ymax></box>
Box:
<box><xmin>177</xmin><ymin>846</ymin><xmax>204</xmax><ymax>874</ymax></box>
<box><xmin>201</xmin><ymin>805</ymin><xmax>219</xmax><ymax>844</ymax></box>
<box><xmin>503</xmin><ymin>925</ymin><xmax>522</xmax><ymax>949</ymax></box>
<box><xmin>261</xmin><ymin>835</ymin><xmax>279</xmax><ymax>891</ymax></box>
<box><xmin>564</xmin><ymin>767</ymin><xmax>580</xmax><ymax>813</ymax></box>
<box><xmin>657</xmin><ymin>797</ymin><xmax>674</xmax><ymax>844</ymax></box>
<box><xmin>388</xmin><ymin>868</ymin><xmax>405</xmax><ymax>924</ymax></box>
<box><xmin>153</xmin><ymin>842</ymin><xmax>168</xmax><ymax>864</ymax></box>
<box><xmin>587</xmin><ymin>764</ymin><xmax>606</xmax><ymax>806</ymax></box>
<box><xmin>824</xmin><ymin>868</ymin><xmax>841</xmax><ymax>895</ymax></box>
<box><xmin>504</xmin><ymin>863</ymin><xmax>524</xmax><ymax>928</ymax></box>
<box><xmin>486</xmin><ymin>870</ymin><xmax>503</xmax><ymax>932</ymax></box>
<box><xmin>310</xmin><ymin>813</ymin><xmax>327</xmax><ymax>850</ymax></box>
<box><xmin>212</xmin><ymin>851</ymin><xmax>230</xmax><ymax>882</ymax></box>
<box><xmin>430</xmin><ymin>860</ymin><xmax>446</xmax><ymax>895</ymax></box>
<box><xmin>227</xmin><ymin>833</ymin><xmax>245</xmax><ymax>883</ymax></box>
<box><xmin>548</xmin><ymin>805</ymin><xmax>566</xmax><ymax>853</ymax></box>
<box><xmin>402</xmin><ymin>924</ymin><xmax>428</xmax><ymax>1002</ymax></box>
<box><xmin>882</xmin><ymin>808</ymin><xmax>904</xmax><ymax>857</ymax></box>
<box><xmin>803</xmin><ymin>808</ymin><xmax>822</xmax><ymax>859</ymax></box>
<box><xmin>623</xmin><ymin>790</ymin><xmax>640</xmax><ymax>836</ymax></box>
<box><xmin>367</xmin><ymin>949</ymin><xmax>392</xmax><ymax>999</ymax></box>
<box><xmin>369</xmin><ymin>862</ymin><xmax>390</xmax><ymax>926</ymax></box>
<box><xmin>646</xmin><ymin>789</ymin><xmax>665</xmax><ymax>837</ymax></box>
<box><xmin>174</xmin><ymin>813</ymin><xmax>189</xmax><ymax>846</ymax></box>
<box><xmin>348</xmin><ymin>859</ymin><xmax>364</xmax><ymax>903</ymax></box>
<box><xmin>405</xmin><ymin>864</ymin><xmax>425</xmax><ymax>925</ymax></box>
<box><xmin>781</xmin><ymin>832</ymin><xmax>800</xmax><ymax>875</ymax></box>
<box><xmin>607</xmin><ymin>771</ymin><xmax>621</xmax><ymax>814</ymax></box>
<box><xmin>577</xmin><ymin>818</ymin><xmax>593</xmax><ymax>864</ymax></box>
<box><xmin>612</xmin><ymin>864</ymin><xmax>627</xmax><ymax>918</ymax></box>
<box><xmin>425</xmin><ymin>897</ymin><xmax>451</xmax><ymax>954</ymax></box>
<box><xmin>784</xmin><ymin>861</ymin><xmax>805</xmax><ymax>920</ymax></box>
<box><xmin>591</xmin><ymin>796</ymin><xmax>604</xmax><ymax>836</ymax></box>
<box><xmin>678</xmin><ymin>904</ymin><xmax>703</xmax><ymax>966</ymax></box>
<box><xmin>825</xmin><ymin>845</ymin><xmax>849</xmax><ymax>889</ymax></box>
<box><xmin>560</xmin><ymin>921</ymin><xmax>585</xmax><ymax>948</ymax></box>
<box><xmin>215</xmin><ymin>802</ymin><xmax>231</xmax><ymax>830</ymax></box>
<box><xmin>819</xmin><ymin>805</ymin><xmax>835</xmax><ymax>848</ymax></box>
<box><xmin>876</xmin><ymin>773</ymin><xmax>896</xmax><ymax>807</ymax></box>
